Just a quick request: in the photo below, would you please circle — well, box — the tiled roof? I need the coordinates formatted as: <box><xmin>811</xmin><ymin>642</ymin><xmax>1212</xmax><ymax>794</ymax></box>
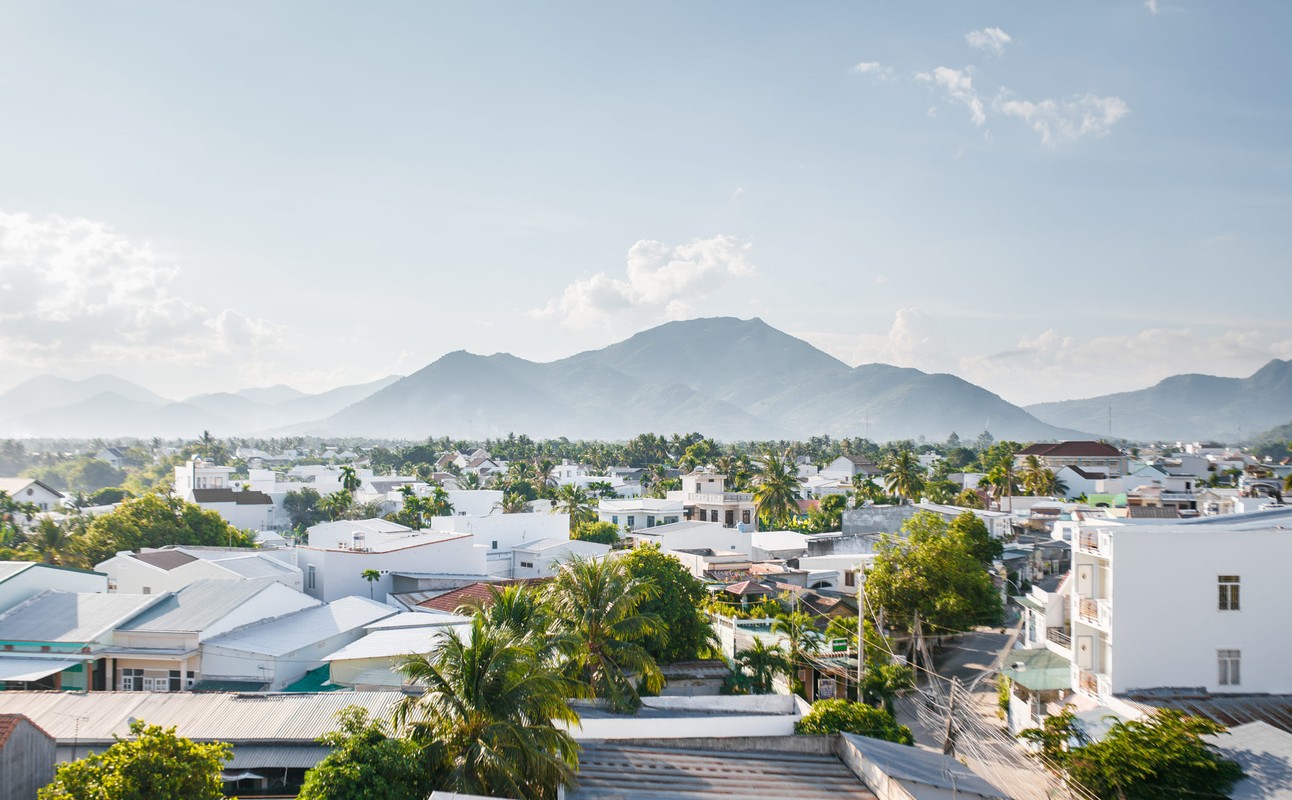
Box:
<box><xmin>723</xmin><ymin>579</ymin><xmax>776</xmax><ymax>596</ymax></box>
<box><xmin>133</xmin><ymin>550</ymin><xmax>199</xmax><ymax>571</ymax></box>
<box><xmin>416</xmin><ymin>579</ymin><xmax>549</xmax><ymax>613</ymax></box>
<box><xmin>1018</xmin><ymin>441</ymin><xmax>1123</xmax><ymax>458</ymax></box>
<box><xmin>0</xmin><ymin>714</ymin><xmax>53</xmax><ymax>748</ymax></box>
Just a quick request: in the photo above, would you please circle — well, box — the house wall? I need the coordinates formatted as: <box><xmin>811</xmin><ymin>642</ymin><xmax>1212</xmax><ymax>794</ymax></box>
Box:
<box><xmin>431</xmin><ymin>513</ymin><xmax>569</xmax><ymax>554</ymax></box>
<box><xmin>511</xmin><ymin>541</ymin><xmax>610</xmax><ymax>579</ymax></box>
<box><xmin>442</xmin><ymin>491</ymin><xmax>504</xmax><ymax>517</ymax></box>
<box><xmin>296</xmin><ymin>540</ymin><xmax>486</xmax><ymax>602</ymax></box>
<box><xmin>193</xmin><ymin>499</ymin><xmax>279</xmax><ymax>532</ymax></box>
<box><xmin>202</xmin><ymin>629</ymin><xmax>372</xmax><ymax>690</ymax></box>
<box><xmin>327</xmin><ymin>655</ymin><xmax>401</xmax><ymax>688</ymax></box>
<box><xmin>0</xmin><ymin>567</ymin><xmax>107</xmax><ymax>614</ymax></box>
<box><xmin>4</xmin><ymin>483</ymin><xmax>62</xmax><ymax>515</ymax></box>
<box><xmin>841</xmin><ymin>506</ymin><xmax>915</xmax><ymax>535</ymax></box>
<box><xmin>0</xmin><ymin>718</ymin><xmax>55</xmax><ymax>800</ymax></box>
<box><xmin>1108</xmin><ymin>528</ymin><xmax>1292</xmax><ymax>695</ymax></box>
<box><xmin>633</xmin><ymin>526</ymin><xmax>752</xmax><ymax>556</ymax></box>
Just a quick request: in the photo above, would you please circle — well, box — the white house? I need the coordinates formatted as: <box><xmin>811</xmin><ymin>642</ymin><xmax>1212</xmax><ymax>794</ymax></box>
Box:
<box><xmin>95</xmin><ymin>547</ymin><xmax>304</xmax><ymax>594</ymax></box>
<box><xmin>819</xmin><ymin>455</ymin><xmax>881</xmax><ymax>481</ymax></box>
<box><xmin>287</xmin><ymin>519</ymin><xmax>487</xmax><ymax>602</ymax></box>
<box><xmin>0</xmin><ymin>562</ymin><xmax>107</xmax><ymax>614</ymax></box>
<box><xmin>172</xmin><ymin>458</ymin><xmax>236</xmax><ymax>492</ymax></box>
<box><xmin>430</xmin><ymin>511</ymin><xmax>570</xmax><ymax>554</ymax></box>
<box><xmin>322</xmin><ymin>614</ymin><xmax>471</xmax><ymax>689</ymax></box>
<box><xmin>184</xmin><ymin>488</ymin><xmax>282</xmax><ymax>531</ymax></box>
<box><xmin>0</xmin><ymin>479</ymin><xmax>64</xmax><ymax>516</ymax></box>
<box><xmin>629</xmin><ymin>520</ymin><xmax>752</xmax><ymax>555</ymax></box>
<box><xmin>598</xmin><ymin>498</ymin><xmax>684</xmax><ymax>533</ymax></box>
<box><xmin>914</xmin><ymin>502</ymin><xmax>1012</xmax><ymax>539</ymax></box>
<box><xmin>199</xmin><ymin>596</ymin><xmax>396</xmax><ymax>690</ymax></box>
<box><xmin>1070</xmin><ymin>508</ymin><xmax>1292</xmax><ymax>703</ymax></box>
<box><xmin>511</xmin><ymin>539</ymin><xmax>611</xmax><ymax>579</ymax></box>
<box><xmin>667</xmin><ymin>470</ymin><xmax>758</xmax><ymax>530</ymax></box>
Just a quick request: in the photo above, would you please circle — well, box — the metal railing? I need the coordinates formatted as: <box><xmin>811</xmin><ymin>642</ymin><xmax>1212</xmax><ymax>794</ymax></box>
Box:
<box><xmin>1046</xmin><ymin>626</ymin><xmax>1071</xmax><ymax>648</ymax></box>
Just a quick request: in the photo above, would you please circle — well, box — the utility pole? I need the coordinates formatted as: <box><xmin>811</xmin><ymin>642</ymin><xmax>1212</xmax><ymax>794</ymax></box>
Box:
<box><xmin>942</xmin><ymin>677</ymin><xmax>960</xmax><ymax>757</ymax></box>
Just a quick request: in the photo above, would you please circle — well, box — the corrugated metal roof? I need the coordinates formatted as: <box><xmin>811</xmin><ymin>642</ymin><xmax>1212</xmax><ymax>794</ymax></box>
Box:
<box><xmin>0</xmin><ymin>591</ymin><xmax>158</xmax><ymax>643</ymax></box>
<box><xmin>204</xmin><ymin>597</ymin><xmax>396</xmax><ymax>657</ymax></box>
<box><xmin>0</xmin><ymin>562</ymin><xmax>35</xmax><ymax>583</ymax></box>
<box><xmin>841</xmin><ymin>734</ymin><xmax>1006</xmax><ymax>799</ymax></box>
<box><xmin>366</xmin><ymin>611</ymin><xmax>472</xmax><ymax>630</ymax></box>
<box><xmin>0</xmin><ymin>690</ymin><xmax>403</xmax><ymax>744</ymax></box>
<box><xmin>322</xmin><ymin>624</ymin><xmax>470</xmax><ymax>662</ymax></box>
<box><xmin>0</xmin><ymin>657</ymin><xmax>82</xmax><ymax>681</ymax></box>
<box><xmin>225</xmin><ymin>744</ymin><xmax>331</xmax><ymax>769</ymax></box>
<box><xmin>117</xmin><ymin>578</ymin><xmax>283</xmax><ymax>633</ymax></box>
<box><xmin>211</xmin><ymin>556</ymin><xmax>297</xmax><ymax>579</ymax></box>
<box><xmin>1120</xmin><ymin>691</ymin><xmax>1292</xmax><ymax>734</ymax></box>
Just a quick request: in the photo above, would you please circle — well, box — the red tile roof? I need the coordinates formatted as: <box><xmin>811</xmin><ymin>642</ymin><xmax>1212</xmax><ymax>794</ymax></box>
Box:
<box><xmin>722</xmin><ymin>580</ymin><xmax>776</xmax><ymax>596</ymax></box>
<box><xmin>0</xmin><ymin>714</ymin><xmax>53</xmax><ymax>748</ymax></box>
<box><xmin>416</xmin><ymin>578</ymin><xmax>550</xmax><ymax>613</ymax></box>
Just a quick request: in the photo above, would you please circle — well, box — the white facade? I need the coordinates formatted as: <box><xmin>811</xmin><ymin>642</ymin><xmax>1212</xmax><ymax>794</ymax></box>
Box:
<box><xmin>0</xmin><ymin>562</ymin><xmax>107</xmax><ymax>614</ymax></box>
<box><xmin>630</xmin><ymin>520</ymin><xmax>752</xmax><ymax>555</ymax></box>
<box><xmin>443</xmin><ymin>490</ymin><xmax>504</xmax><ymax>517</ymax></box>
<box><xmin>598</xmin><ymin>498</ymin><xmax>684</xmax><ymax>533</ymax></box>
<box><xmin>288</xmin><ymin>519</ymin><xmax>487</xmax><ymax>602</ymax></box>
<box><xmin>511</xmin><ymin>539</ymin><xmax>611</xmax><ymax>579</ymax></box>
<box><xmin>172</xmin><ymin>458</ymin><xmax>236</xmax><ymax>492</ymax></box>
<box><xmin>430</xmin><ymin>510</ymin><xmax>569</xmax><ymax>554</ymax></box>
<box><xmin>1070</xmin><ymin>511</ymin><xmax>1292</xmax><ymax>701</ymax></box>
<box><xmin>0</xmin><ymin>479</ymin><xmax>64</xmax><ymax>515</ymax></box>
<box><xmin>667</xmin><ymin>471</ymin><xmax>758</xmax><ymax>530</ymax></box>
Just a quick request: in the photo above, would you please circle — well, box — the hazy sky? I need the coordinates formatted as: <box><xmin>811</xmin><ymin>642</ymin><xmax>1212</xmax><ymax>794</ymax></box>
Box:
<box><xmin>1</xmin><ymin>1</ymin><xmax>1289</xmax><ymax>406</ymax></box>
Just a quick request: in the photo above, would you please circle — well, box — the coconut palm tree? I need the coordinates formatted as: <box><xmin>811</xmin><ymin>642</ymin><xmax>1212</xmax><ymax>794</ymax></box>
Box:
<box><xmin>339</xmin><ymin>465</ymin><xmax>362</xmax><ymax>494</ymax></box>
<box><xmin>772</xmin><ymin>610</ymin><xmax>821</xmax><ymax>694</ymax></box>
<box><xmin>551</xmin><ymin>484</ymin><xmax>595</xmax><ymax>529</ymax></box>
<box><xmin>735</xmin><ymin>639</ymin><xmax>791</xmax><ymax>694</ymax></box>
<box><xmin>396</xmin><ymin>618</ymin><xmax>579</xmax><ymax>800</ymax></box>
<box><xmin>753</xmin><ymin>450</ymin><xmax>801</xmax><ymax>529</ymax></box>
<box><xmin>545</xmin><ymin>555</ymin><xmax>663</xmax><ymax>713</ymax></box>
<box><xmin>457</xmin><ymin>471</ymin><xmax>483</xmax><ymax>491</ymax></box>
<box><xmin>361</xmin><ymin>568</ymin><xmax>381</xmax><ymax>599</ymax></box>
<box><xmin>881</xmin><ymin>448</ymin><xmax>925</xmax><ymax>503</ymax></box>
<box><xmin>459</xmin><ymin>584</ymin><xmax>573</xmax><ymax>664</ymax></box>
<box><xmin>495</xmin><ymin>492</ymin><xmax>530</xmax><ymax>514</ymax></box>
<box><xmin>319</xmin><ymin>490</ymin><xmax>353</xmax><ymax>521</ymax></box>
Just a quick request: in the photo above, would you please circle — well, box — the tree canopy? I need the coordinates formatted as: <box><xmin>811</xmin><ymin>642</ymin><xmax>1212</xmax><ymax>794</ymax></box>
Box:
<box><xmin>298</xmin><ymin>706</ymin><xmax>440</xmax><ymax>800</ymax></box>
<box><xmin>618</xmin><ymin>544</ymin><xmax>715</xmax><ymax>664</ymax></box>
<box><xmin>38</xmin><ymin>720</ymin><xmax>230</xmax><ymax>800</ymax></box>
<box><xmin>794</xmin><ymin>699</ymin><xmax>914</xmax><ymax>745</ymax></box>
<box><xmin>77</xmin><ymin>494</ymin><xmax>256</xmax><ymax>566</ymax></box>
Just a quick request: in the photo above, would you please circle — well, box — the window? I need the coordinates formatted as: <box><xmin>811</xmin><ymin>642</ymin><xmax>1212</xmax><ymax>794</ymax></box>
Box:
<box><xmin>844</xmin><ymin>572</ymin><xmax>856</xmax><ymax>588</ymax></box>
<box><xmin>742</xmin><ymin>510</ymin><xmax>751</xmax><ymax>525</ymax></box>
<box><xmin>611</xmin><ymin>515</ymin><xmax>619</xmax><ymax>525</ymax></box>
<box><xmin>1218</xmin><ymin>649</ymin><xmax>1241</xmax><ymax>686</ymax></box>
<box><xmin>307</xmin><ymin>565</ymin><xmax>316</xmax><ymax>590</ymax></box>
<box><xmin>120</xmin><ymin>668</ymin><xmax>144</xmax><ymax>691</ymax></box>
<box><xmin>519</xmin><ymin>561</ymin><xmax>534</xmax><ymax>569</ymax></box>
<box><xmin>142</xmin><ymin>586</ymin><xmax>150</xmax><ymax>595</ymax></box>
<box><xmin>627</xmin><ymin>516</ymin><xmax>635</xmax><ymax>528</ymax></box>
<box><xmin>492</xmin><ymin>540</ymin><xmax>498</xmax><ymax>550</ymax></box>
<box><xmin>169</xmin><ymin>670</ymin><xmax>183</xmax><ymax>692</ymax></box>
<box><xmin>1218</xmin><ymin>576</ymin><xmax>1240</xmax><ymax>611</ymax></box>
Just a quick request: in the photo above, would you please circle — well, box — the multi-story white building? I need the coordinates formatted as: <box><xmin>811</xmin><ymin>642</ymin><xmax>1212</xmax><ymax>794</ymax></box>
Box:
<box><xmin>1070</xmin><ymin>508</ymin><xmax>1292</xmax><ymax>702</ymax></box>
<box><xmin>598</xmin><ymin>498</ymin><xmax>684</xmax><ymax>533</ymax></box>
<box><xmin>667</xmin><ymin>470</ymin><xmax>758</xmax><ymax>530</ymax></box>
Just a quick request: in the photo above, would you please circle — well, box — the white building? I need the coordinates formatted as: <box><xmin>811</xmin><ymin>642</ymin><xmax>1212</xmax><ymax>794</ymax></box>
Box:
<box><xmin>322</xmin><ymin>614</ymin><xmax>471</xmax><ymax>689</ymax></box>
<box><xmin>511</xmin><ymin>539</ymin><xmax>611</xmax><ymax>579</ymax></box>
<box><xmin>0</xmin><ymin>479</ymin><xmax>63</xmax><ymax>517</ymax></box>
<box><xmin>200</xmin><ymin>596</ymin><xmax>395</xmax><ymax>690</ymax></box>
<box><xmin>667</xmin><ymin>471</ymin><xmax>758</xmax><ymax>530</ymax></box>
<box><xmin>288</xmin><ymin>519</ymin><xmax>486</xmax><ymax>602</ymax></box>
<box><xmin>173</xmin><ymin>458</ymin><xmax>236</xmax><ymax>492</ymax></box>
<box><xmin>598</xmin><ymin>498</ymin><xmax>684</xmax><ymax>533</ymax></box>
<box><xmin>819</xmin><ymin>455</ymin><xmax>881</xmax><ymax>481</ymax></box>
<box><xmin>430</xmin><ymin>510</ymin><xmax>569</xmax><ymax>554</ymax></box>
<box><xmin>1070</xmin><ymin>508</ymin><xmax>1292</xmax><ymax>702</ymax></box>
<box><xmin>630</xmin><ymin>520</ymin><xmax>752</xmax><ymax>555</ymax></box>
<box><xmin>0</xmin><ymin>562</ymin><xmax>107</xmax><ymax>614</ymax></box>
<box><xmin>95</xmin><ymin>547</ymin><xmax>304</xmax><ymax>594</ymax></box>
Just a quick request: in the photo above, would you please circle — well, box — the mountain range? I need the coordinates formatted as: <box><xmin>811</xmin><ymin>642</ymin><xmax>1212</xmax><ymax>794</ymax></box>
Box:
<box><xmin>2</xmin><ymin>317</ymin><xmax>1286</xmax><ymax>443</ymax></box>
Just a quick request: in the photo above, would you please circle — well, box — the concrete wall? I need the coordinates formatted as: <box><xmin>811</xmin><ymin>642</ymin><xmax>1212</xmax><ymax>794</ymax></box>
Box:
<box><xmin>0</xmin><ymin>566</ymin><xmax>107</xmax><ymax>613</ymax></box>
<box><xmin>295</xmin><ymin>538</ymin><xmax>487</xmax><ymax>602</ymax></box>
<box><xmin>432</xmin><ymin>513</ymin><xmax>570</xmax><ymax>553</ymax></box>
<box><xmin>561</xmin><ymin>695</ymin><xmax>804</xmax><ymax>740</ymax></box>
<box><xmin>0</xmin><ymin>716</ymin><xmax>55</xmax><ymax>800</ymax></box>
<box><xmin>841</xmin><ymin>505</ymin><xmax>915</xmax><ymax>536</ymax></box>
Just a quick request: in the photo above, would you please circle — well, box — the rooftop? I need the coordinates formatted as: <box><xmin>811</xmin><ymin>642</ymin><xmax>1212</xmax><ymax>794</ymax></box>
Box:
<box><xmin>1120</xmin><ymin>690</ymin><xmax>1292</xmax><ymax>734</ymax></box>
<box><xmin>0</xmin><ymin>591</ymin><xmax>158</xmax><ymax>643</ymax></box>
<box><xmin>416</xmin><ymin>579</ymin><xmax>548</xmax><ymax>614</ymax></box>
<box><xmin>203</xmin><ymin>597</ymin><xmax>395</xmax><ymax>657</ymax></box>
<box><xmin>322</xmin><ymin>623</ymin><xmax>471</xmax><ymax>662</ymax></box>
<box><xmin>190</xmin><ymin>488</ymin><xmax>273</xmax><ymax>505</ymax></box>
<box><xmin>1018</xmin><ymin>441</ymin><xmax>1123</xmax><ymax>458</ymax></box>
<box><xmin>117</xmin><ymin>578</ymin><xmax>291</xmax><ymax>634</ymax></box>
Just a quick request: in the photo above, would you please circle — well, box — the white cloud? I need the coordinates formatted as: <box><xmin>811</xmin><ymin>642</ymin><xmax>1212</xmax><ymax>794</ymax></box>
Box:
<box><xmin>852</xmin><ymin>61</ymin><xmax>895</xmax><ymax>81</ymax></box>
<box><xmin>0</xmin><ymin>210</ymin><xmax>288</xmax><ymax>380</ymax></box>
<box><xmin>531</xmin><ymin>235</ymin><xmax>755</xmax><ymax>330</ymax></box>
<box><xmin>1145</xmin><ymin>0</ymin><xmax>1159</xmax><ymax>14</ymax></box>
<box><xmin>995</xmin><ymin>92</ymin><xmax>1130</xmax><ymax>147</ymax></box>
<box><xmin>965</xmin><ymin>27</ymin><xmax>1013</xmax><ymax>56</ymax></box>
<box><xmin>917</xmin><ymin>67</ymin><xmax>986</xmax><ymax>126</ymax></box>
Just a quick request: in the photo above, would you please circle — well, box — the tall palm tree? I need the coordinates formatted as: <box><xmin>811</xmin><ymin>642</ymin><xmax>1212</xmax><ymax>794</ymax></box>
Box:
<box><xmin>735</xmin><ymin>639</ymin><xmax>791</xmax><ymax>695</ymax></box>
<box><xmin>339</xmin><ymin>465</ymin><xmax>362</xmax><ymax>494</ymax></box>
<box><xmin>361</xmin><ymin>568</ymin><xmax>381</xmax><ymax>599</ymax></box>
<box><xmin>459</xmin><ymin>584</ymin><xmax>574</xmax><ymax>664</ymax></box>
<box><xmin>545</xmin><ymin>555</ymin><xmax>663</xmax><ymax>713</ymax></box>
<box><xmin>551</xmin><ymin>484</ymin><xmax>595</xmax><ymax>530</ymax></box>
<box><xmin>753</xmin><ymin>450</ymin><xmax>801</xmax><ymax>529</ymax></box>
<box><xmin>396</xmin><ymin>618</ymin><xmax>579</xmax><ymax>800</ymax></box>
<box><xmin>457</xmin><ymin>471</ymin><xmax>483</xmax><ymax>491</ymax></box>
<box><xmin>772</xmin><ymin>610</ymin><xmax>821</xmax><ymax>694</ymax></box>
<box><xmin>495</xmin><ymin>492</ymin><xmax>529</xmax><ymax>514</ymax></box>
<box><xmin>881</xmin><ymin>448</ymin><xmax>925</xmax><ymax>503</ymax></box>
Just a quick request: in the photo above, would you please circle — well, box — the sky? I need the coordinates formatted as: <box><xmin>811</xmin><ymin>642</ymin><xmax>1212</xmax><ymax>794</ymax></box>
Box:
<box><xmin>1</xmin><ymin>1</ymin><xmax>1289</xmax><ymax>407</ymax></box>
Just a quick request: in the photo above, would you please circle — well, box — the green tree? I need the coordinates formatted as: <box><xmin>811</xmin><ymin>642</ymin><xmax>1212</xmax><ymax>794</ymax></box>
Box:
<box><xmin>794</xmin><ymin>699</ymin><xmax>914</xmax><ymax>745</ymax></box>
<box><xmin>284</xmin><ymin>487</ymin><xmax>327</xmax><ymax>530</ymax></box>
<box><xmin>808</xmin><ymin>493</ymin><xmax>847</xmax><ymax>532</ymax></box>
<box><xmin>754</xmin><ymin>450</ymin><xmax>801</xmax><ymax>529</ymax></box>
<box><xmin>1019</xmin><ymin>708</ymin><xmax>1244</xmax><ymax>800</ymax></box>
<box><xmin>78</xmin><ymin>495</ymin><xmax>255</xmax><ymax>567</ymax></box>
<box><xmin>298</xmin><ymin>707</ymin><xmax>439</xmax><ymax>800</ymax></box>
<box><xmin>545</xmin><ymin>555</ymin><xmax>663</xmax><ymax>713</ymax></box>
<box><xmin>734</xmin><ymin>639</ymin><xmax>791</xmax><ymax>694</ymax></box>
<box><xmin>23</xmin><ymin>517</ymin><xmax>72</xmax><ymax>565</ymax></box>
<box><xmin>319</xmin><ymin>490</ymin><xmax>354</xmax><ymax>521</ymax></box>
<box><xmin>551</xmin><ymin>484</ymin><xmax>596</xmax><ymax>529</ymax></box>
<box><xmin>863</xmin><ymin>511</ymin><xmax>1002</xmax><ymax>636</ymax></box>
<box><xmin>361</xmin><ymin>569</ymin><xmax>381</xmax><ymax>599</ymax></box>
<box><xmin>571</xmin><ymin>520</ymin><xmax>620</xmax><ymax>545</ymax></box>
<box><xmin>618</xmin><ymin>544</ymin><xmax>715</xmax><ymax>663</ymax></box>
<box><xmin>947</xmin><ymin>511</ymin><xmax>1003</xmax><ymax>566</ymax></box>
<box><xmin>396</xmin><ymin>618</ymin><xmax>579</xmax><ymax>800</ymax></box>
<box><xmin>881</xmin><ymin>448</ymin><xmax>925</xmax><ymax>503</ymax></box>
<box><xmin>38</xmin><ymin>720</ymin><xmax>230</xmax><ymax>800</ymax></box>
<box><xmin>772</xmin><ymin>610</ymin><xmax>821</xmax><ymax>694</ymax></box>
<box><xmin>338</xmin><ymin>466</ymin><xmax>360</xmax><ymax>494</ymax></box>
<box><xmin>954</xmin><ymin>488</ymin><xmax>985</xmax><ymax>509</ymax></box>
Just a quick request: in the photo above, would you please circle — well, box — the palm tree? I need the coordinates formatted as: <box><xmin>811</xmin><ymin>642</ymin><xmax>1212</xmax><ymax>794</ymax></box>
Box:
<box><xmin>199</xmin><ymin>430</ymin><xmax>215</xmax><ymax>459</ymax></box>
<box><xmin>319</xmin><ymin>490</ymin><xmax>353</xmax><ymax>521</ymax></box>
<box><xmin>457</xmin><ymin>471</ymin><xmax>483</xmax><ymax>491</ymax></box>
<box><xmin>459</xmin><ymin>584</ymin><xmax>573</xmax><ymax>664</ymax></box>
<box><xmin>361</xmin><ymin>568</ymin><xmax>381</xmax><ymax>599</ymax></box>
<box><xmin>424</xmin><ymin>485</ymin><xmax>455</xmax><ymax>518</ymax></box>
<box><xmin>551</xmin><ymin>484</ymin><xmax>595</xmax><ymax>530</ymax></box>
<box><xmin>23</xmin><ymin>518</ymin><xmax>70</xmax><ymax>565</ymax></box>
<box><xmin>881</xmin><ymin>448</ymin><xmax>925</xmax><ymax>503</ymax></box>
<box><xmin>339</xmin><ymin>465</ymin><xmax>362</xmax><ymax>494</ymax></box>
<box><xmin>545</xmin><ymin>555</ymin><xmax>663</xmax><ymax>713</ymax></box>
<box><xmin>772</xmin><ymin>610</ymin><xmax>821</xmax><ymax>694</ymax></box>
<box><xmin>495</xmin><ymin>492</ymin><xmax>529</xmax><ymax>514</ymax></box>
<box><xmin>735</xmin><ymin>639</ymin><xmax>791</xmax><ymax>694</ymax></box>
<box><xmin>586</xmin><ymin>481</ymin><xmax>617</xmax><ymax>500</ymax></box>
<box><xmin>753</xmin><ymin>450</ymin><xmax>801</xmax><ymax>529</ymax></box>
<box><xmin>396</xmin><ymin>618</ymin><xmax>579</xmax><ymax>800</ymax></box>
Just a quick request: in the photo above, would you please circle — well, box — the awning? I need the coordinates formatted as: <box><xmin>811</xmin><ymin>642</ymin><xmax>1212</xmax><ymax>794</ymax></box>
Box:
<box><xmin>221</xmin><ymin>771</ymin><xmax>266</xmax><ymax>782</ymax></box>
<box><xmin>0</xmin><ymin>657</ymin><xmax>81</xmax><ymax>682</ymax></box>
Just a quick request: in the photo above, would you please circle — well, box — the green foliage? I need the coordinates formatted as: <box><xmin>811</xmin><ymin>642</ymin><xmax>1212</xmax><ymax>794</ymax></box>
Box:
<box><xmin>545</xmin><ymin>555</ymin><xmax>664</xmax><ymax>713</ymax></box>
<box><xmin>88</xmin><ymin>487</ymin><xmax>131</xmax><ymax>506</ymax></box>
<box><xmin>864</xmin><ymin>511</ymin><xmax>1003</xmax><ymax>634</ymax></box>
<box><xmin>551</xmin><ymin>484</ymin><xmax>596</xmax><ymax>529</ymax></box>
<box><xmin>734</xmin><ymin>639</ymin><xmax>791</xmax><ymax>694</ymax></box>
<box><xmin>997</xmin><ymin>675</ymin><xmax>1011</xmax><ymax>720</ymax></box>
<box><xmin>881</xmin><ymin>448</ymin><xmax>925</xmax><ymax>502</ymax></box>
<box><xmin>794</xmin><ymin>699</ymin><xmax>914</xmax><ymax>745</ymax></box>
<box><xmin>298</xmin><ymin>707</ymin><xmax>439</xmax><ymax>800</ymax></box>
<box><xmin>38</xmin><ymin>720</ymin><xmax>230</xmax><ymax>800</ymax></box>
<box><xmin>26</xmin><ymin>457</ymin><xmax>126</xmax><ymax>494</ymax></box>
<box><xmin>618</xmin><ymin>544</ymin><xmax>715</xmax><ymax>663</ymax></box>
<box><xmin>859</xmin><ymin>662</ymin><xmax>915</xmax><ymax>716</ymax></box>
<box><xmin>397</xmin><ymin>617</ymin><xmax>578</xmax><ymax>800</ymax></box>
<box><xmin>947</xmin><ymin>511</ymin><xmax>1003</xmax><ymax>566</ymax></box>
<box><xmin>753</xmin><ymin>449</ymin><xmax>801</xmax><ymax>529</ymax></box>
<box><xmin>571</xmin><ymin>520</ymin><xmax>620</xmax><ymax>545</ymax></box>
<box><xmin>1019</xmin><ymin>708</ymin><xmax>1245</xmax><ymax>800</ymax></box>
<box><xmin>954</xmin><ymin>488</ymin><xmax>985</xmax><ymax>509</ymax></box>
<box><xmin>78</xmin><ymin>494</ymin><xmax>256</xmax><ymax>566</ymax></box>
<box><xmin>284</xmin><ymin>487</ymin><xmax>327</xmax><ymax>530</ymax></box>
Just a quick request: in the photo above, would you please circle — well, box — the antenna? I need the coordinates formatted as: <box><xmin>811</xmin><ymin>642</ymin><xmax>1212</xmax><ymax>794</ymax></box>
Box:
<box><xmin>1108</xmin><ymin>403</ymin><xmax>1113</xmax><ymax>438</ymax></box>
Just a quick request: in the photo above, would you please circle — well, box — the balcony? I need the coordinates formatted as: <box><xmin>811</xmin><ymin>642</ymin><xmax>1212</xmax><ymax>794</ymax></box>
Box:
<box><xmin>1077</xmin><ymin>597</ymin><xmax>1112</xmax><ymax>630</ymax></box>
<box><xmin>1077</xmin><ymin>530</ymin><xmax>1112</xmax><ymax>557</ymax></box>
<box><xmin>1046</xmin><ymin>626</ymin><xmax>1071</xmax><ymax>649</ymax></box>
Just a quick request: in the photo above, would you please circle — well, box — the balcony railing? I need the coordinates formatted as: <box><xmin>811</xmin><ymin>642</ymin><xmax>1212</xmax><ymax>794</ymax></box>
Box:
<box><xmin>1046</xmin><ymin>626</ymin><xmax>1071</xmax><ymax>648</ymax></box>
<box><xmin>1078</xmin><ymin>669</ymin><xmax>1101</xmax><ymax>695</ymax></box>
<box><xmin>1077</xmin><ymin>597</ymin><xmax>1112</xmax><ymax>629</ymax></box>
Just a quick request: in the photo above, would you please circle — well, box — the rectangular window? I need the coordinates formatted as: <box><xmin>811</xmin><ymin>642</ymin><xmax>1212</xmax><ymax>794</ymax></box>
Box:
<box><xmin>611</xmin><ymin>515</ymin><xmax>619</xmax><ymax>525</ymax></box>
<box><xmin>1218</xmin><ymin>649</ymin><xmax>1241</xmax><ymax>686</ymax></box>
<box><xmin>169</xmin><ymin>670</ymin><xmax>182</xmax><ymax>691</ymax></box>
<box><xmin>742</xmin><ymin>510</ymin><xmax>751</xmax><ymax>525</ymax></box>
<box><xmin>1218</xmin><ymin>576</ymin><xmax>1240</xmax><ymax>611</ymax></box>
<box><xmin>627</xmin><ymin>516</ymin><xmax>635</xmax><ymax>528</ymax></box>
<box><xmin>307</xmin><ymin>565</ymin><xmax>316</xmax><ymax>590</ymax></box>
<box><xmin>844</xmin><ymin>572</ymin><xmax>856</xmax><ymax>588</ymax></box>
<box><xmin>520</xmin><ymin>561</ymin><xmax>534</xmax><ymax>568</ymax></box>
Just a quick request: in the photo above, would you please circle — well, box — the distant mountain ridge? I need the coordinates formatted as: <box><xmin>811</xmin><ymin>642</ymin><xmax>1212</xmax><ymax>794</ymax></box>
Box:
<box><xmin>314</xmin><ymin>317</ymin><xmax>1085</xmax><ymax>442</ymax></box>
<box><xmin>1025</xmin><ymin>359</ymin><xmax>1292</xmax><ymax>442</ymax></box>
